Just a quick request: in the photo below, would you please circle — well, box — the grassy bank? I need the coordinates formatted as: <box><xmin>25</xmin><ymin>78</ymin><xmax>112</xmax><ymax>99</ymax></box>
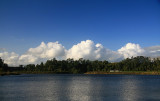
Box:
<box><xmin>0</xmin><ymin>72</ymin><xmax>20</xmax><ymax>76</ymax></box>
<box><xmin>85</xmin><ymin>71</ymin><xmax>160</xmax><ymax>75</ymax></box>
<box><xmin>0</xmin><ymin>71</ymin><xmax>70</xmax><ymax>76</ymax></box>
<box><xmin>1</xmin><ymin>71</ymin><xmax>160</xmax><ymax>76</ymax></box>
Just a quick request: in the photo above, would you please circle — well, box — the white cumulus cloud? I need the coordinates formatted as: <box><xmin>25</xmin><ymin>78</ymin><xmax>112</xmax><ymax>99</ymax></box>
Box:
<box><xmin>19</xmin><ymin>54</ymin><xmax>38</xmax><ymax>65</ymax></box>
<box><xmin>0</xmin><ymin>41</ymin><xmax>66</xmax><ymax>66</ymax></box>
<box><xmin>28</xmin><ymin>41</ymin><xmax>66</xmax><ymax>59</ymax></box>
<box><xmin>66</xmin><ymin>40</ymin><xmax>123</xmax><ymax>62</ymax></box>
<box><xmin>0</xmin><ymin>52</ymin><xmax>19</xmax><ymax>66</ymax></box>
<box><xmin>0</xmin><ymin>40</ymin><xmax>160</xmax><ymax>66</ymax></box>
<box><xmin>118</xmin><ymin>43</ymin><xmax>145</xmax><ymax>58</ymax></box>
<box><xmin>19</xmin><ymin>41</ymin><xmax>66</xmax><ymax>65</ymax></box>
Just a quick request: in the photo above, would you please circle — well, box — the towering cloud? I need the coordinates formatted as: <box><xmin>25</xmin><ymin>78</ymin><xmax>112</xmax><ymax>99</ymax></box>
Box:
<box><xmin>118</xmin><ymin>43</ymin><xmax>145</xmax><ymax>58</ymax></box>
<box><xmin>0</xmin><ymin>40</ymin><xmax>160</xmax><ymax>66</ymax></box>
<box><xmin>66</xmin><ymin>40</ymin><xmax>123</xmax><ymax>62</ymax></box>
<box><xmin>27</xmin><ymin>41</ymin><xmax>66</xmax><ymax>59</ymax></box>
<box><xmin>18</xmin><ymin>41</ymin><xmax>66</xmax><ymax>65</ymax></box>
<box><xmin>66</xmin><ymin>40</ymin><xmax>101</xmax><ymax>60</ymax></box>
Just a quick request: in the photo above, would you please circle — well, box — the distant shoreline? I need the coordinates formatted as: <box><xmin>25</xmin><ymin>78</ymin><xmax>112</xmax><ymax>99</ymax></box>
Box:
<box><xmin>1</xmin><ymin>71</ymin><xmax>160</xmax><ymax>76</ymax></box>
<box><xmin>0</xmin><ymin>72</ymin><xmax>20</xmax><ymax>76</ymax></box>
<box><xmin>85</xmin><ymin>71</ymin><xmax>160</xmax><ymax>75</ymax></box>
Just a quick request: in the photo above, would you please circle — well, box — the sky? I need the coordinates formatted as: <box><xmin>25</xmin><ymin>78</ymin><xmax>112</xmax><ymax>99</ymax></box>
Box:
<box><xmin>0</xmin><ymin>0</ymin><xmax>160</xmax><ymax>66</ymax></box>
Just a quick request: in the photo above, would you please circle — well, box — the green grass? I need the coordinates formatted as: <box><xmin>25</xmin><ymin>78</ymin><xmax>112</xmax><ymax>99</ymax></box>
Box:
<box><xmin>1</xmin><ymin>71</ymin><xmax>160</xmax><ymax>76</ymax></box>
<box><xmin>0</xmin><ymin>71</ymin><xmax>20</xmax><ymax>76</ymax></box>
<box><xmin>85</xmin><ymin>71</ymin><xmax>160</xmax><ymax>75</ymax></box>
<box><xmin>0</xmin><ymin>71</ymin><xmax>70</xmax><ymax>76</ymax></box>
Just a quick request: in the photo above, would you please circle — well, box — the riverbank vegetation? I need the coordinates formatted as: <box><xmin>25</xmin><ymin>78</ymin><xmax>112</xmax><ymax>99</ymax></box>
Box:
<box><xmin>1</xmin><ymin>56</ymin><xmax>160</xmax><ymax>75</ymax></box>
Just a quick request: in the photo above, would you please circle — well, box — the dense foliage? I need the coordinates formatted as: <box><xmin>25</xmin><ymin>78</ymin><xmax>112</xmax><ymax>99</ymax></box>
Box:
<box><xmin>0</xmin><ymin>58</ymin><xmax>8</xmax><ymax>72</ymax></box>
<box><xmin>1</xmin><ymin>56</ymin><xmax>160</xmax><ymax>73</ymax></box>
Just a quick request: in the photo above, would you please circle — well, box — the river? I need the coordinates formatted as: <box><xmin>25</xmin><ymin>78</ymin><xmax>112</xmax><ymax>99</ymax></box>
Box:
<box><xmin>0</xmin><ymin>74</ymin><xmax>160</xmax><ymax>101</ymax></box>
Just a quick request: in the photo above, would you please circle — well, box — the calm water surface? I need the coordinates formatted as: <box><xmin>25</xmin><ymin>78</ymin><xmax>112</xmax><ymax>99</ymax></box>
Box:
<box><xmin>0</xmin><ymin>74</ymin><xmax>160</xmax><ymax>101</ymax></box>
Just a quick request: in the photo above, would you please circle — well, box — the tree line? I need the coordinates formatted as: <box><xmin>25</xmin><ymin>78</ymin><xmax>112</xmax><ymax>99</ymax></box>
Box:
<box><xmin>1</xmin><ymin>56</ymin><xmax>160</xmax><ymax>73</ymax></box>
<box><xmin>0</xmin><ymin>58</ymin><xmax>8</xmax><ymax>72</ymax></box>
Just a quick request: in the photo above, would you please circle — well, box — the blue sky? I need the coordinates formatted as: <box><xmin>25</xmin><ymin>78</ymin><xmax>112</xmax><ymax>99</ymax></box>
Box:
<box><xmin>0</xmin><ymin>0</ymin><xmax>160</xmax><ymax>65</ymax></box>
